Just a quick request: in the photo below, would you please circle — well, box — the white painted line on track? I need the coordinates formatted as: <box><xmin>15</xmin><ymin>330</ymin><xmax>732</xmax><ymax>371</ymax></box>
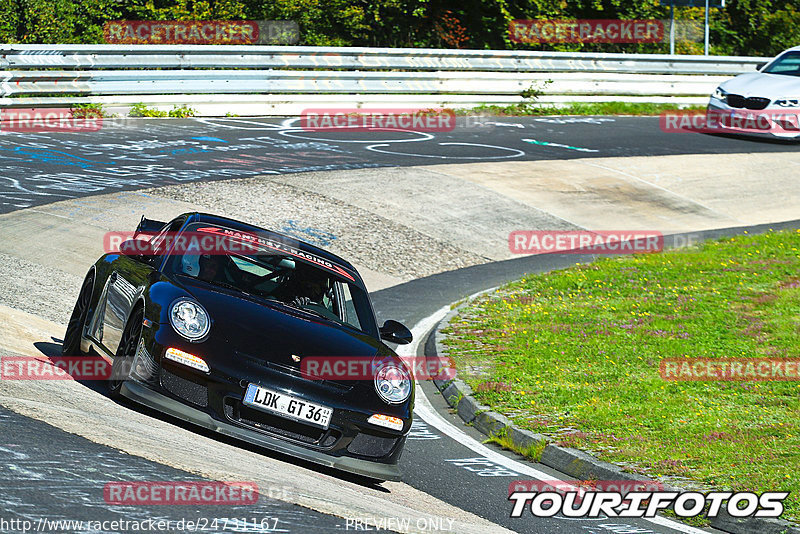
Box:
<box><xmin>400</xmin><ymin>302</ymin><xmax>713</xmax><ymax>534</ymax></box>
<box><xmin>399</xmin><ymin>304</ymin><xmax>555</xmax><ymax>481</ymax></box>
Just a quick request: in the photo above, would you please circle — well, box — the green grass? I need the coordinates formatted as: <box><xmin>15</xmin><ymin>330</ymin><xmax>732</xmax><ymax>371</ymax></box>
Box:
<box><xmin>456</xmin><ymin>102</ymin><xmax>705</xmax><ymax>116</ymax></box>
<box><xmin>129</xmin><ymin>103</ymin><xmax>168</xmax><ymax>118</ymax></box>
<box><xmin>129</xmin><ymin>103</ymin><xmax>197</xmax><ymax>118</ymax></box>
<box><xmin>443</xmin><ymin>229</ymin><xmax>800</xmax><ymax>522</ymax></box>
<box><xmin>484</xmin><ymin>431</ymin><xmax>547</xmax><ymax>462</ymax></box>
<box><xmin>70</xmin><ymin>103</ymin><xmax>109</xmax><ymax>118</ymax></box>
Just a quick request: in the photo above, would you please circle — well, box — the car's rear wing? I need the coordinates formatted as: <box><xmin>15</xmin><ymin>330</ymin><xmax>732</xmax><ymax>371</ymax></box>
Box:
<box><xmin>134</xmin><ymin>215</ymin><xmax>166</xmax><ymax>238</ymax></box>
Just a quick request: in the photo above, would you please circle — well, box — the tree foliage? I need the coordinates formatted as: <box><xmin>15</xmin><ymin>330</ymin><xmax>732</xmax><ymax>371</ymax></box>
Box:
<box><xmin>0</xmin><ymin>0</ymin><xmax>797</xmax><ymax>56</ymax></box>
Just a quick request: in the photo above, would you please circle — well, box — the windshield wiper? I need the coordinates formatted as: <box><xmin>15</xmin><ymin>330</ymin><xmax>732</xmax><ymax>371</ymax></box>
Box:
<box><xmin>279</xmin><ymin>301</ymin><xmax>334</xmax><ymax>321</ymax></box>
<box><xmin>207</xmin><ymin>279</ymin><xmax>255</xmax><ymax>297</ymax></box>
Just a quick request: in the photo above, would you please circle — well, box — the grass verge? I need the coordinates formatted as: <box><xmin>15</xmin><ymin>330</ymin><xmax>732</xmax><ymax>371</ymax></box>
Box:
<box><xmin>443</xmin><ymin>229</ymin><xmax>800</xmax><ymax>521</ymax></box>
<box><xmin>455</xmin><ymin>102</ymin><xmax>705</xmax><ymax>116</ymax></box>
<box><xmin>484</xmin><ymin>431</ymin><xmax>547</xmax><ymax>462</ymax></box>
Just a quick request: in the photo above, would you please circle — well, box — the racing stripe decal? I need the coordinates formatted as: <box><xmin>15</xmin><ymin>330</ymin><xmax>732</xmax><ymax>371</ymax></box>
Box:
<box><xmin>194</xmin><ymin>226</ymin><xmax>357</xmax><ymax>282</ymax></box>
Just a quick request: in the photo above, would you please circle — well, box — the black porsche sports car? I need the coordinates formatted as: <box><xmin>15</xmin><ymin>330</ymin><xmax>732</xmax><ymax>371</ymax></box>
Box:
<box><xmin>62</xmin><ymin>212</ymin><xmax>414</xmax><ymax>481</ymax></box>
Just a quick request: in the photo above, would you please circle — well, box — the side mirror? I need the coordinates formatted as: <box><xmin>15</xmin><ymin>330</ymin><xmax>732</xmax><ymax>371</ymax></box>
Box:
<box><xmin>119</xmin><ymin>239</ymin><xmax>156</xmax><ymax>263</ymax></box>
<box><xmin>379</xmin><ymin>320</ymin><xmax>413</xmax><ymax>345</ymax></box>
<box><xmin>755</xmin><ymin>62</ymin><xmax>767</xmax><ymax>71</ymax></box>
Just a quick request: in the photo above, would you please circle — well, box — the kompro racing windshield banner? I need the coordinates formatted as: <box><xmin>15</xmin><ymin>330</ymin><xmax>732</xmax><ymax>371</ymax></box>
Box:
<box><xmin>104</xmin><ymin>227</ymin><xmax>357</xmax><ymax>282</ymax></box>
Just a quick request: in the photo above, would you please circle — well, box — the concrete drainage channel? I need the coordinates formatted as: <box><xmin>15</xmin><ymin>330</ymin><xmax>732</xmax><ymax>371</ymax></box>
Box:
<box><xmin>426</xmin><ymin>225</ymin><xmax>800</xmax><ymax>534</ymax></box>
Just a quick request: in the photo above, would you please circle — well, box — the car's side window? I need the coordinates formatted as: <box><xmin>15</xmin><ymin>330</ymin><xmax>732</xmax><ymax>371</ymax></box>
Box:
<box><xmin>338</xmin><ymin>282</ymin><xmax>362</xmax><ymax>331</ymax></box>
<box><xmin>767</xmin><ymin>52</ymin><xmax>800</xmax><ymax>75</ymax></box>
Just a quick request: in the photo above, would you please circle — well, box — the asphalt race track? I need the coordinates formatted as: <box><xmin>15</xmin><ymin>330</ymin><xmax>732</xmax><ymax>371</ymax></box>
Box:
<box><xmin>0</xmin><ymin>115</ymin><xmax>795</xmax><ymax>214</ymax></box>
<box><xmin>1</xmin><ymin>116</ymin><xmax>798</xmax><ymax>534</ymax></box>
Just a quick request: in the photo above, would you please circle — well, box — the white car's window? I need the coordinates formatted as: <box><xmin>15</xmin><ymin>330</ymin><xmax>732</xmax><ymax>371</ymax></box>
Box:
<box><xmin>764</xmin><ymin>51</ymin><xmax>800</xmax><ymax>76</ymax></box>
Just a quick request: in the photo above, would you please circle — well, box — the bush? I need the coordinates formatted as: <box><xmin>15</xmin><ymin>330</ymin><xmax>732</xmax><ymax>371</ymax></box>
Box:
<box><xmin>70</xmin><ymin>103</ymin><xmax>106</xmax><ymax>118</ymax></box>
<box><xmin>128</xmin><ymin>103</ymin><xmax>168</xmax><ymax>117</ymax></box>
<box><xmin>168</xmin><ymin>105</ymin><xmax>197</xmax><ymax>118</ymax></box>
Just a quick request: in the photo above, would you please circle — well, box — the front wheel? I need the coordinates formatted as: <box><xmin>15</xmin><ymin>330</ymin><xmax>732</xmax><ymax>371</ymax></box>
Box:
<box><xmin>108</xmin><ymin>307</ymin><xmax>143</xmax><ymax>399</ymax></box>
<box><xmin>62</xmin><ymin>273</ymin><xmax>94</xmax><ymax>356</ymax></box>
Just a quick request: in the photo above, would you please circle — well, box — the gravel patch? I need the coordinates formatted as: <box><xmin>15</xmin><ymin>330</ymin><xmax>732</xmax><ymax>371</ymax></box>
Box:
<box><xmin>0</xmin><ymin>252</ymin><xmax>81</xmax><ymax>326</ymax></box>
<box><xmin>146</xmin><ymin>174</ymin><xmax>487</xmax><ymax>280</ymax></box>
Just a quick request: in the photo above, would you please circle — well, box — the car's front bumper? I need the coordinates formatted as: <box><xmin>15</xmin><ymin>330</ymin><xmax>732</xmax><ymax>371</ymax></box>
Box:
<box><xmin>707</xmin><ymin>98</ymin><xmax>800</xmax><ymax>139</ymax></box>
<box><xmin>120</xmin><ymin>379</ymin><xmax>403</xmax><ymax>481</ymax></box>
<box><xmin>119</xmin><ymin>318</ymin><xmax>410</xmax><ymax>481</ymax></box>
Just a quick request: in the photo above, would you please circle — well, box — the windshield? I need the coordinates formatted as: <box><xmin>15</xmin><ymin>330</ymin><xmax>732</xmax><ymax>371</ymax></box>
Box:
<box><xmin>161</xmin><ymin>223</ymin><xmax>378</xmax><ymax>337</ymax></box>
<box><xmin>763</xmin><ymin>51</ymin><xmax>800</xmax><ymax>76</ymax></box>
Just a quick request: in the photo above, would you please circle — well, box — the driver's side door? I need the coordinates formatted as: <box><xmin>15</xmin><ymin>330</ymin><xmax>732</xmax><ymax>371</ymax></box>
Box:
<box><xmin>94</xmin><ymin>217</ymin><xmax>185</xmax><ymax>355</ymax></box>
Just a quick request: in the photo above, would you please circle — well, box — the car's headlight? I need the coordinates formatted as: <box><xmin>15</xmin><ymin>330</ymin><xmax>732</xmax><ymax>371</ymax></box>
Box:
<box><xmin>712</xmin><ymin>87</ymin><xmax>727</xmax><ymax>101</ymax></box>
<box><xmin>169</xmin><ymin>299</ymin><xmax>210</xmax><ymax>341</ymax></box>
<box><xmin>374</xmin><ymin>362</ymin><xmax>412</xmax><ymax>404</ymax></box>
<box><xmin>775</xmin><ymin>99</ymin><xmax>800</xmax><ymax>107</ymax></box>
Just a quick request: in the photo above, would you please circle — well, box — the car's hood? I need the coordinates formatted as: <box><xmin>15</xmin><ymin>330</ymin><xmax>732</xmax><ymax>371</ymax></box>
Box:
<box><xmin>720</xmin><ymin>72</ymin><xmax>800</xmax><ymax>99</ymax></box>
<box><xmin>179</xmin><ymin>278</ymin><xmax>382</xmax><ymax>363</ymax></box>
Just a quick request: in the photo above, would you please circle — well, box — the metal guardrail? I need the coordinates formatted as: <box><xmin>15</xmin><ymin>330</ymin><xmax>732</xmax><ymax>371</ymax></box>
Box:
<box><xmin>1</xmin><ymin>44</ymin><xmax>765</xmax><ymax>74</ymax></box>
<box><xmin>0</xmin><ymin>44</ymin><xmax>769</xmax><ymax>114</ymax></box>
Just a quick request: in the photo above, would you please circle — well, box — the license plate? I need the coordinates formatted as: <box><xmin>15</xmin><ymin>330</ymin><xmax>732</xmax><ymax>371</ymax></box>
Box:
<box><xmin>243</xmin><ymin>384</ymin><xmax>332</xmax><ymax>429</ymax></box>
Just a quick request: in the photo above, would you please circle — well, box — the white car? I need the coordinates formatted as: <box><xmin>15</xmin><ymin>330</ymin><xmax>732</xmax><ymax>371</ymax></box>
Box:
<box><xmin>708</xmin><ymin>46</ymin><xmax>800</xmax><ymax>139</ymax></box>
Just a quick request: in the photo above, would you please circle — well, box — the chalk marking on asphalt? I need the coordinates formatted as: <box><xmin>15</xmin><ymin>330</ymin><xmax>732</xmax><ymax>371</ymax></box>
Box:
<box><xmin>193</xmin><ymin>118</ymin><xmax>289</xmax><ymax>130</ymax></box>
<box><xmin>484</xmin><ymin>122</ymin><xmax>525</xmax><ymax>129</ymax></box>
<box><xmin>366</xmin><ymin>143</ymin><xmax>525</xmax><ymax>160</ymax></box>
<box><xmin>280</xmin><ymin>116</ymin><xmax>438</xmax><ymax>144</ymax></box>
<box><xmin>282</xmin><ymin>130</ymin><xmax>434</xmax><ymax>144</ymax></box>
<box><xmin>533</xmin><ymin>117</ymin><xmax>615</xmax><ymax>125</ymax></box>
<box><xmin>402</xmin><ymin>303</ymin><xmax>713</xmax><ymax>534</ymax></box>
<box><xmin>522</xmin><ymin>138</ymin><xmax>599</xmax><ymax>153</ymax></box>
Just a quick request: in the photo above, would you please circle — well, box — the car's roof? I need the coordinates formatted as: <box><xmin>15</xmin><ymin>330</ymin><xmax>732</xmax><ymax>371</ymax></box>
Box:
<box><xmin>184</xmin><ymin>212</ymin><xmax>361</xmax><ymax>282</ymax></box>
<box><xmin>779</xmin><ymin>45</ymin><xmax>800</xmax><ymax>54</ymax></box>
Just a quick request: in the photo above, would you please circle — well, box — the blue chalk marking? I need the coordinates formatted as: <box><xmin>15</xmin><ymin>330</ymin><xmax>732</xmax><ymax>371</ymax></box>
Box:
<box><xmin>281</xmin><ymin>220</ymin><xmax>338</xmax><ymax>247</ymax></box>
<box><xmin>191</xmin><ymin>136</ymin><xmax>228</xmax><ymax>143</ymax></box>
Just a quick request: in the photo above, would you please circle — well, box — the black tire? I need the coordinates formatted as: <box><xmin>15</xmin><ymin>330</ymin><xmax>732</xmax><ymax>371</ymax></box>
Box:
<box><xmin>62</xmin><ymin>273</ymin><xmax>94</xmax><ymax>357</ymax></box>
<box><xmin>108</xmin><ymin>306</ymin><xmax>144</xmax><ymax>399</ymax></box>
